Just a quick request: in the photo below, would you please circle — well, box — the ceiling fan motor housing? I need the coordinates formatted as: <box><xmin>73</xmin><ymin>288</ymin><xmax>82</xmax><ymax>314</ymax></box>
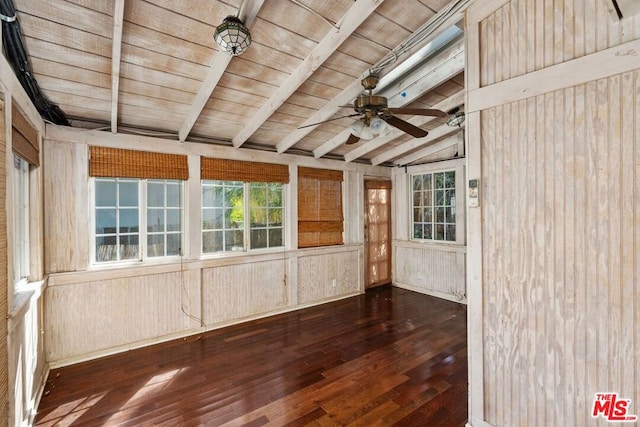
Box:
<box><xmin>354</xmin><ymin>95</ymin><xmax>387</xmax><ymax>113</ymax></box>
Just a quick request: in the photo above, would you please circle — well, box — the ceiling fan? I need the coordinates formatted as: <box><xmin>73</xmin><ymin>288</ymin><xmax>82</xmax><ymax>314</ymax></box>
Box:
<box><xmin>298</xmin><ymin>74</ymin><xmax>447</xmax><ymax>145</ymax></box>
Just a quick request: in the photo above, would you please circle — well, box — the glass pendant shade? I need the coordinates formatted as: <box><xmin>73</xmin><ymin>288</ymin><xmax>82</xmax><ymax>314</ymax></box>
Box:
<box><xmin>214</xmin><ymin>16</ymin><xmax>252</xmax><ymax>56</ymax></box>
<box><xmin>350</xmin><ymin>120</ymin><xmax>374</xmax><ymax>140</ymax></box>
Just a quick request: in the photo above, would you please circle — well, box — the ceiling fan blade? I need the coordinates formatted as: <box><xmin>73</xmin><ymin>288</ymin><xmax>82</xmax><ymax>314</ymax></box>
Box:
<box><xmin>383</xmin><ymin>115</ymin><xmax>429</xmax><ymax>138</ymax></box>
<box><xmin>387</xmin><ymin>108</ymin><xmax>447</xmax><ymax>117</ymax></box>
<box><xmin>345</xmin><ymin>134</ymin><xmax>360</xmax><ymax>145</ymax></box>
<box><xmin>297</xmin><ymin>113</ymin><xmax>361</xmax><ymax>129</ymax></box>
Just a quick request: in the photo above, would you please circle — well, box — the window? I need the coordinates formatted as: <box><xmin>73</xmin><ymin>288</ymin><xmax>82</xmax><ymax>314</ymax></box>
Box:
<box><xmin>202</xmin><ymin>181</ymin><xmax>284</xmax><ymax>253</ymax></box>
<box><xmin>94</xmin><ymin>178</ymin><xmax>183</xmax><ymax>263</ymax></box>
<box><xmin>13</xmin><ymin>155</ymin><xmax>29</xmax><ymax>286</ymax></box>
<box><xmin>411</xmin><ymin>171</ymin><xmax>456</xmax><ymax>242</ymax></box>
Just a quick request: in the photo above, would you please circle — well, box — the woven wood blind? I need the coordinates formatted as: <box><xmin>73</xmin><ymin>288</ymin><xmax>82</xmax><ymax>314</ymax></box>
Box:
<box><xmin>0</xmin><ymin>99</ymin><xmax>9</xmax><ymax>423</ymax></box>
<box><xmin>298</xmin><ymin>167</ymin><xmax>343</xmax><ymax>248</ymax></box>
<box><xmin>201</xmin><ymin>157</ymin><xmax>289</xmax><ymax>183</ymax></box>
<box><xmin>12</xmin><ymin>101</ymin><xmax>39</xmax><ymax>166</ymax></box>
<box><xmin>89</xmin><ymin>146</ymin><xmax>188</xmax><ymax>180</ymax></box>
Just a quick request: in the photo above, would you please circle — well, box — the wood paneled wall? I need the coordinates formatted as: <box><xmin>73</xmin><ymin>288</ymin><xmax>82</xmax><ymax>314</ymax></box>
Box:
<box><xmin>42</xmin><ymin>130</ymin><xmax>376</xmax><ymax>366</ymax></box>
<box><xmin>394</xmin><ymin>243</ymin><xmax>466</xmax><ymax>303</ymax></box>
<box><xmin>0</xmin><ymin>98</ymin><xmax>9</xmax><ymax>427</ymax></box>
<box><xmin>467</xmin><ymin>1</ymin><xmax>640</xmax><ymax>426</ymax></box>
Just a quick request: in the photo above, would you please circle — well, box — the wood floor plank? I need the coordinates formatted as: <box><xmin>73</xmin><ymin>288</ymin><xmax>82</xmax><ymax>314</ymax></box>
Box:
<box><xmin>35</xmin><ymin>286</ymin><xmax>467</xmax><ymax>426</ymax></box>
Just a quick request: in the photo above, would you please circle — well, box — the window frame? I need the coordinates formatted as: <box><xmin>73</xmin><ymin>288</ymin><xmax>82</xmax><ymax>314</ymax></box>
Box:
<box><xmin>13</xmin><ymin>154</ymin><xmax>30</xmax><ymax>290</ymax></box>
<box><xmin>90</xmin><ymin>177</ymin><xmax>185</xmax><ymax>266</ymax></box>
<box><xmin>201</xmin><ymin>180</ymin><xmax>285</xmax><ymax>255</ymax></box>
<box><xmin>409</xmin><ymin>163</ymin><xmax>465</xmax><ymax>245</ymax></box>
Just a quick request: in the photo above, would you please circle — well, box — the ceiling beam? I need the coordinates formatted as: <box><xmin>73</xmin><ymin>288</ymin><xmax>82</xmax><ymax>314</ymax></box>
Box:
<box><xmin>178</xmin><ymin>0</ymin><xmax>264</xmax><ymax>143</ymax></box>
<box><xmin>279</xmin><ymin>0</ymin><xmax>471</xmax><ymax>155</ymax></box>
<box><xmin>313</xmin><ymin>41</ymin><xmax>464</xmax><ymax>159</ymax></box>
<box><xmin>343</xmin><ymin>89</ymin><xmax>464</xmax><ymax>162</ymax></box>
<box><xmin>395</xmin><ymin>131</ymin><xmax>463</xmax><ymax>166</ymax></box>
<box><xmin>231</xmin><ymin>0</ymin><xmax>384</xmax><ymax>149</ymax></box>
<box><xmin>370</xmin><ymin>122</ymin><xmax>460</xmax><ymax>166</ymax></box>
<box><xmin>110</xmin><ymin>0</ymin><xmax>125</xmax><ymax>134</ymax></box>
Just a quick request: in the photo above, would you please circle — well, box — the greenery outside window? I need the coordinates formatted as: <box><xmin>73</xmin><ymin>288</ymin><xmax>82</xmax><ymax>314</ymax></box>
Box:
<box><xmin>202</xmin><ymin>180</ymin><xmax>284</xmax><ymax>253</ymax></box>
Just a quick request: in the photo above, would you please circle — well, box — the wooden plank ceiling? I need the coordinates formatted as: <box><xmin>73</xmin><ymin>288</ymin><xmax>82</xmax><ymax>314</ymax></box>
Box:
<box><xmin>14</xmin><ymin>0</ymin><xmax>468</xmax><ymax>166</ymax></box>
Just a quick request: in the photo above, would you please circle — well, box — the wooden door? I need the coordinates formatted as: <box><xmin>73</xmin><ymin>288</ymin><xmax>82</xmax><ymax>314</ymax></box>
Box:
<box><xmin>364</xmin><ymin>180</ymin><xmax>391</xmax><ymax>289</ymax></box>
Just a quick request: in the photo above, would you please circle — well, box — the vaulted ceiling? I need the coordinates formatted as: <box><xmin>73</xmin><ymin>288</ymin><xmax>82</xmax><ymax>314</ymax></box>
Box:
<box><xmin>11</xmin><ymin>0</ymin><xmax>469</xmax><ymax>166</ymax></box>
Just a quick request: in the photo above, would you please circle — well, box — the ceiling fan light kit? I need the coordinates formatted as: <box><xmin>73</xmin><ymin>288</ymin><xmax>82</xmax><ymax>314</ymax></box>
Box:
<box><xmin>214</xmin><ymin>15</ymin><xmax>252</xmax><ymax>56</ymax></box>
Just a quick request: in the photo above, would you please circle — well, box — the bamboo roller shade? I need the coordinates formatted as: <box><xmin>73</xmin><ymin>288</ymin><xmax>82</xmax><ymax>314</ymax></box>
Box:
<box><xmin>201</xmin><ymin>157</ymin><xmax>289</xmax><ymax>183</ymax></box>
<box><xmin>298</xmin><ymin>167</ymin><xmax>343</xmax><ymax>248</ymax></box>
<box><xmin>12</xmin><ymin>101</ymin><xmax>39</xmax><ymax>167</ymax></box>
<box><xmin>89</xmin><ymin>146</ymin><xmax>188</xmax><ymax>180</ymax></box>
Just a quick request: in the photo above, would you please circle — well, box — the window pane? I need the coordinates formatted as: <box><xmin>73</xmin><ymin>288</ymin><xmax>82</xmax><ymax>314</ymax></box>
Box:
<box><xmin>202</xmin><ymin>208</ymin><xmax>224</xmax><ymax>230</ymax></box>
<box><xmin>436</xmin><ymin>207</ymin><xmax>445</xmax><ymax>223</ymax></box>
<box><xmin>413</xmin><ymin>224</ymin><xmax>423</xmax><ymax>239</ymax></box>
<box><xmin>435</xmin><ymin>190</ymin><xmax>445</xmax><ymax>206</ymax></box>
<box><xmin>269</xmin><ymin>228</ymin><xmax>283</xmax><ymax>247</ymax></box>
<box><xmin>424</xmin><ymin>224</ymin><xmax>433</xmax><ymax>239</ymax></box>
<box><xmin>119</xmin><ymin>180</ymin><xmax>138</xmax><ymax>207</ymax></box>
<box><xmin>446</xmin><ymin>224</ymin><xmax>456</xmax><ymax>242</ymax></box>
<box><xmin>96</xmin><ymin>209</ymin><xmax>116</xmax><ymax>234</ymax></box>
<box><xmin>444</xmin><ymin>190</ymin><xmax>453</xmax><ymax>205</ymax></box>
<box><xmin>225</xmin><ymin>230</ymin><xmax>244</xmax><ymax>251</ymax></box>
<box><xmin>434</xmin><ymin>173</ymin><xmax>445</xmax><ymax>189</ymax></box>
<box><xmin>424</xmin><ymin>207</ymin><xmax>433</xmax><ymax>223</ymax></box>
<box><xmin>412</xmin><ymin>175</ymin><xmax>422</xmax><ymax>191</ymax></box>
<box><xmin>96</xmin><ymin>236</ymin><xmax>117</xmax><ymax>262</ymax></box>
<box><xmin>250</xmin><ymin>186</ymin><xmax>267</xmax><ymax>208</ymax></box>
<box><xmin>166</xmin><ymin>182</ymin><xmax>181</xmax><ymax>207</ymax></box>
<box><xmin>166</xmin><ymin>209</ymin><xmax>180</xmax><ymax>232</ymax></box>
<box><xmin>413</xmin><ymin>208</ymin><xmax>423</xmax><ymax>223</ymax></box>
<box><xmin>203</xmin><ymin>230</ymin><xmax>223</xmax><ymax>253</ymax></box>
<box><xmin>147</xmin><ymin>182</ymin><xmax>165</xmax><ymax>207</ymax></box>
<box><xmin>250</xmin><ymin>229</ymin><xmax>268</xmax><ymax>249</ymax></box>
<box><xmin>95</xmin><ymin>180</ymin><xmax>116</xmax><ymax>206</ymax></box>
<box><xmin>422</xmin><ymin>190</ymin><xmax>432</xmax><ymax>206</ymax></box>
<box><xmin>251</xmin><ymin>208</ymin><xmax>267</xmax><ymax>227</ymax></box>
<box><xmin>423</xmin><ymin>174</ymin><xmax>432</xmax><ymax>190</ymax></box>
<box><xmin>119</xmin><ymin>235</ymin><xmax>139</xmax><ymax>260</ymax></box>
<box><xmin>269</xmin><ymin>208</ymin><xmax>282</xmax><ymax>226</ymax></box>
<box><xmin>226</xmin><ymin>207</ymin><xmax>243</xmax><ymax>229</ymax></box>
<box><xmin>167</xmin><ymin>233</ymin><xmax>181</xmax><ymax>255</ymax></box>
<box><xmin>202</xmin><ymin>186</ymin><xmax>223</xmax><ymax>207</ymax></box>
<box><xmin>147</xmin><ymin>234</ymin><xmax>164</xmax><ymax>257</ymax></box>
<box><xmin>268</xmin><ymin>186</ymin><xmax>283</xmax><ymax>207</ymax></box>
<box><xmin>147</xmin><ymin>208</ymin><xmax>164</xmax><ymax>232</ymax></box>
<box><xmin>119</xmin><ymin>209</ymin><xmax>139</xmax><ymax>233</ymax></box>
<box><xmin>413</xmin><ymin>191</ymin><xmax>422</xmax><ymax>207</ymax></box>
<box><xmin>445</xmin><ymin>171</ymin><xmax>455</xmax><ymax>188</ymax></box>
<box><xmin>435</xmin><ymin>224</ymin><xmax>445</xmax><ymax>240</ymax></box>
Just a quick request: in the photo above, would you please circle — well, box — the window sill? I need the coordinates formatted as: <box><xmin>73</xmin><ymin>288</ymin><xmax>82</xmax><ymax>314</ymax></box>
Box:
<box><xmin>9</xmin><ymin>279</ymin><xmax>46</xmax><ymax>322</ymax></box>
<box><xmin>394</xmin><ymin>239</ymin><xmax>467</xmax><ymax>253</ymax></box>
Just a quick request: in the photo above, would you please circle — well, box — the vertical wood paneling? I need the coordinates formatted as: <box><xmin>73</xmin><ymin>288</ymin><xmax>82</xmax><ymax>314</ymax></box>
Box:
<box><xmin>480</xmin><ymin>74</ymin><xmax>640</xmax><ymax>426</ymax></box>
<box><xmin>470</xmin><ymin>1</ymin><xmax>640</xmax><ymax>424</ymax></box>
<box><xmin>297</xmin><ymin>250</ymin><xmax>360</xmax><ymax>304</ymax></box>
<box><xmin>479</xmin><ymin>0</ymin><xmax>639</xmax><ymax>86</ymax></box>
<box><xmin>0</xmin><ymin>99</ymin><xmax>9</xmax><ymax>427</ymax></box>
<box><xmin>45</xmin><ymin>271</ymin><xmax>199</xmax><ymax>362</ymax></box>
<box><xmin>202</xmin><ymin>260</ymin><xmax>287</xmax><ymax>324</ymax></box>
<box><xmin>44</xmin><ymin>140</ymin><xmax>89</xmax><ymax>272</ymax></box>
<box><xmin>393</xmin><ymin>244</ymin><xmax>466</xmax><ymax>302</ymax></box>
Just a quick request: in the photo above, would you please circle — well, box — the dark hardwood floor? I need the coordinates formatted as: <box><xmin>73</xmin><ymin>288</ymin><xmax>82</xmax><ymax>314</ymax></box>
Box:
<box><xmin>36</xmin><ymin>286</ymin><xmax>468</xmax><ymax>426</ymax></box>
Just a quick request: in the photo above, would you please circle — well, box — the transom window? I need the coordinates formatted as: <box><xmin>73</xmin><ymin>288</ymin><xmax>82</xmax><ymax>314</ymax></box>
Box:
<box><xmin>411</xmin><ymin>171</ymin><xmax>456</xmax><ymax>242</ymax></box>
<box><xmin>93</xmin><ymin>178</ymin><xmax>183</xmax><ymax>263</ymax></box>
<box><xmin>202</xmin><ymin>180</ymin><xmax>284</xmax><ymax>253</ymax></box>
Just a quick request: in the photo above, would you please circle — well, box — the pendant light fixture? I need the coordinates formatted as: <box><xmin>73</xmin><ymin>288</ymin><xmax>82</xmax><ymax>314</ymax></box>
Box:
<box><xmin>214</xmin><ymin>15</ymin><xmax>252</xmax><ymax>56</ymax></box>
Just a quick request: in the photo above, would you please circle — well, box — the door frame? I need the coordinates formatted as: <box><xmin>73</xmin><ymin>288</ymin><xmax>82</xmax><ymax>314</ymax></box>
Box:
<box><xmin>364</xmin><ymin>179</ymin><xmax>392</xmax><ymax>289</ymax></box>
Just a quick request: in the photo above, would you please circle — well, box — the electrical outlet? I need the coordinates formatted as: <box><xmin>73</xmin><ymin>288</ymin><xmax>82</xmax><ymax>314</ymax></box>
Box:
<box><xmin>331</xmin><ymin>278</ymin><xmax>337</xmax><ymax>288</ymax></box>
